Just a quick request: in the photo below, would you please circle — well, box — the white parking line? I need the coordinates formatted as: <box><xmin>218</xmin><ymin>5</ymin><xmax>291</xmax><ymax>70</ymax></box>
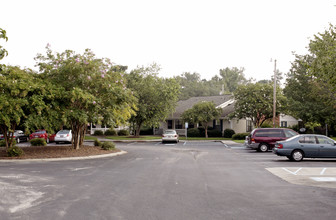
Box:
<box><xmin>320</xmin><ymin>168</ymin><xmax>327</xmax><ymax>175</ymax></box>
<box><xmin>282</xmin><ymin>167</ymin><xmax>302</xmax><ymax>175</ymax></box>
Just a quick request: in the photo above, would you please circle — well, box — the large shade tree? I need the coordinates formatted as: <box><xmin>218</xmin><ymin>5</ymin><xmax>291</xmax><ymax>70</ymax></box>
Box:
<box><xmin>126</xmin><ymin>64</ymin><xmax>180</xmax><ymax>137</ymax></box>
<box><xmin>284</xmin><ymin>54</ymin><xmax>336</xmax><ymax>126</ymax></box>
<box><xmin>309</xmin><ymin>24</ymin><xmax>336</xmax><ymax>90</ymax></box>
<box><xmin>181</xmin><ymin>101</ymin><xmax>222</xmax><ymax>138</ymax></box>
<box><xmin>0</xmin><ymin>66</ymin><xmax>57</xmax><ymax>150</ymax></box>
<box><xmin>35</xmin><ymin>46</ymin><xmax>136</xmax><ymax>149</ymax></box>
<box><xmin>232</xmin><ymin>83</ymin><xmax>287</xmax><ymax>127</ymax></box>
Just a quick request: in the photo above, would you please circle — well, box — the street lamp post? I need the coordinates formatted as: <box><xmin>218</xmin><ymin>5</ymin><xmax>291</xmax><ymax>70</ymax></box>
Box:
<box><xmin>273</xmin><ymin>59</ymin><xmax>277</xmax><ymax>128</ymax></box>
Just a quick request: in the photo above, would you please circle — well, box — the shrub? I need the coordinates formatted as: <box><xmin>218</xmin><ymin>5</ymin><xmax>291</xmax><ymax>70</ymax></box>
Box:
<box><xmin>232</xmin><ymin>132</ymin><xmax>250</xmax><ymax>140</ymax></box>
<box><xmin>223</xmin><ymin>129</ymin><xmax>235</xmax><ymax>138</ymax></box>
<box><xmin>0</xmin><ymin>139</ymin><xmax>16</xmax><ymax>147</ymax></box>
<box><xmin>187</xmin><ymin>128</ymin><xmax>201</xmax><ymax>137</ymax></box>
<box><xmin>93</xmin><ymin>130</ymin><xmax>104</xmax><ymax>136</ymax></box>
<box><xmin>207</xmin><ymin>129</ymin><xmax>222</xmax><ymax>137</ymax></box>
<box><xmin>140</xmin><ymin>128</ymin><xmax>153</xmax><ymax>135</ymax></box>
<box><xmin>30</xmin><ymin>138</ymin><xmax>47</xmax><ymax>146</ymax></box>
<box><xmin>7</xmin><ymin>146</ymin><xmax>24</xmax><ymax>157</ymax></box>
<box><xmin>101</xmin><ymin>142</ymin><xmax>115</xmax><ymax>150</ymax></box>
<box><xmin>261</xmin><ymin>123</ymin><xmax>272</xmax><ymax>128</ymax></box>
<box><xmin>0</xmin><ymin>140</ymin><xmax>6</xmax><ymax>147</ymax></box>
<box><xmin>94</xmin><ymin>139</ymin><xmax>102</xmax><ymax>147</ymax></box>
<box><xmin>104</xmin><ymin>129</ymin><xmax>117</xmax><ymax>136</ymax></box>
<box><xmin>118</xmin><ymin>129</ymin><xmax>129</xmax><ymax>136</ymax></box>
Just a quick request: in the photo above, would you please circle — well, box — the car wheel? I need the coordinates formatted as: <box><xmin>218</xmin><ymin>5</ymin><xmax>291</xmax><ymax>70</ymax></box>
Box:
<box><xmin>291</xmin><ymin>150</ymin><xmax>304</xmax><ymax>162</ymax></box>
<box><xmin>55</xmin><ymin>142</ymin><xmax>59</xmax><ymax>144</ymax></box>
<box><xmin>258</xmin><ymin>144</ymin><xmax>268</xmax><ymax>152</ymax></box>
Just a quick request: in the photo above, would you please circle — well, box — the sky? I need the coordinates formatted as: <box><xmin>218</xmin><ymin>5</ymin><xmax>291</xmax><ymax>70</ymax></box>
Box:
<box><xmin>1</xmin><ymin>0</ymin><xmax>336</xmax><ymax>82</ymax></box>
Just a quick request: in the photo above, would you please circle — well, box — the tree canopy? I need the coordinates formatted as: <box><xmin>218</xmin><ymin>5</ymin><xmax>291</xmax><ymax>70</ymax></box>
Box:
<box><xmin>0</xmin><ymin>66</ymin><xmax>55</xmax><ymax>149</ymax></box>
<box><xmin>232</xmin><ymin>83</ymin><xmax>287</xmax><ymax>127</ymax></box>
<box><xmin>181</xmin><ymin>101</ymin><xmax>222</xmax><ymax>138</ymax></box>
<box><xmin>35</xmin><ymin>46</ymin><xmax>136</xmax><ymax>149</ymax></box>
<box><xmin>126</xmin><ymin>64</ymin><xmax>180</xmax><ymax>137</ymax></box>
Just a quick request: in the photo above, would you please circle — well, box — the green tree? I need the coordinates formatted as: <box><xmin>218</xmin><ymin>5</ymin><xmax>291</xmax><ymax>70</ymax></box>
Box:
<box><xmin>232</xmin><ymin>83</ymin><xmax>287</xmax><ymax>127</ymax></box>
<box><xmin>181</xmin><ymin>101</ymin><xmax>222</xmax><ymax>138</ymax></box>
<box><xmin>0</xmin><ymin>28</ymin><xmax>8</xmax><ymax>61</ymax></box>
<box><xmin>127</xmin><ymin>64</ymin><xmax>180</xmax><ymax>137</ymax></box>
<box><xmin>285</xmin><ymin>54</ymin><xmax>336</xmax><ymax>126</ymax></box>
<box><xmin>35</xmin><ymin>46</ymin><xmax>136</xmax><ymax>149</ymax></box>
<box><xmin>219</xmin><ymin>67</ymin><xmax>247</xmax><ymax>93</ymax></box>
<box><xmin>309</xmin><ymin>24</ymin><xmax>336</xmax><ymax>89</ymax></box>
<box><xmin>0</xmin><ymin>66</ymin><xmax>55</xmax><ymax>150</ymax></box>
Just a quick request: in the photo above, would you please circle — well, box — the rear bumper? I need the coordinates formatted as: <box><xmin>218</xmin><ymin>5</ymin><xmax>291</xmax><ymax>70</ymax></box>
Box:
<box><xmin>245</xmin><ymin>143</ymin><xmax>259</xmax><ymax>150</ymax></box>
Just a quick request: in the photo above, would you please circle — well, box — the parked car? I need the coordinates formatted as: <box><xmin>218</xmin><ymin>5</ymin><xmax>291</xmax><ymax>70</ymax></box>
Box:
<box><xmin>55</xmin><ymin>130</ymin><xmax>72</xmax><ymax>144</ymax></box>
<box><xmin>273</xmin><ymin>134</ymin><xmax>336</xmax><ymax>161</ymax></box>
<box><xmin>30</xmin><ymin>130</ymin><xmax>49</xmax><ymax>143</ymax></box>
<box><xmin>0</xmin><ymin>130</ymin><xmax>29</xmax><ymax>143</ymax></box>
<box><xmin>49</xmin><ymin>133</ymin><xmax>56</xmax><ymax>143</ymax></box>
<box><xmin>245</xmin><ymin>128</ymin><xmax>298</xmax><ymax>152</ymax></box>
<box><xmin>162</xmin><ymin>130</ymin><xmax>179</xmax><ymax>143</ymax></box>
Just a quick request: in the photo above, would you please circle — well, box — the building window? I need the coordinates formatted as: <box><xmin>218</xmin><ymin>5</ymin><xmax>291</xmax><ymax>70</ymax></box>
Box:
<box><xmin>281</xmin><ymin>121</ymin><xmax>287</xmax><ymax>128</ymax></box>
<box><xmin>175</xmin><ymin>120</ymin><xmax>183</xmax><ymax>129</ymax></box>
<box><xmin>167</xmin><ymin>120</ymin><xmax>173</xmax><ymax>129</ymax></box>
<box><xmin>246</xmin><ymin>120</ymin><xmax>252</xmax><ymax>132</ymax></box>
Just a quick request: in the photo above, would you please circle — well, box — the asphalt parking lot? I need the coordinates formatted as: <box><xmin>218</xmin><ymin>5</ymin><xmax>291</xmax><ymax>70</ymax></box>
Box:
<box><xmin>1</xmin><ymin>141</ymin><xmax>336</xmax><ymax>220</ymax></box>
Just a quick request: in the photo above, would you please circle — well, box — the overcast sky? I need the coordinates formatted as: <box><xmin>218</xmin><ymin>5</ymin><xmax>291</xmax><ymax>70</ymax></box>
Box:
<box><xmin>1</xmin><ymin>0</ymin><xmax>336</xmax><ymax>81</ymax></box>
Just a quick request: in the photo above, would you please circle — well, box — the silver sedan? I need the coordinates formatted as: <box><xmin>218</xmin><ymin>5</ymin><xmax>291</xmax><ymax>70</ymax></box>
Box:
<box><xmin>162</xmin><ymin>130</ymin><xmax>179</xmax><ymax>143</ymax></box>
<box><xmin>273</xmin><ymin>134</ymin><xmax>336</xmax><ymax>161</ymax></box>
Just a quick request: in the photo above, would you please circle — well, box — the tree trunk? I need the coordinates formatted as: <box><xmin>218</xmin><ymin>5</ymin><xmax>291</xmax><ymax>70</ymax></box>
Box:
<box><xmin>205</xmin><ymin>124</ymin><xmax>208</xmax><ymax>138</ymax></box>
<box><xmin>135</xmin><ymin>123</ymin><xmax>142</xmax><ymax>137</ymax></box>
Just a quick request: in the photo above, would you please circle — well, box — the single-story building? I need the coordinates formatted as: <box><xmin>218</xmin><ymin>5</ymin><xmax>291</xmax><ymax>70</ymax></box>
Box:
<box><xmin>156</xmin><ymin>95</ymin><xmax>253</xmax><ymax>136</ymax></box>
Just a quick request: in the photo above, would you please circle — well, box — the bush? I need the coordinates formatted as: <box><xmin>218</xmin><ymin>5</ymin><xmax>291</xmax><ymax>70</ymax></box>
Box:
<box><xmin>118</xmin><ymin>129</ymin><xmax>129</xmax><ymax>136</ymax></box>
<box><xmin>94</xmin><ymin>139</ymin><xmax>102</xmax><ymax>147</ymax></box>
<box><xmin>261</xmin><ymin>123</ymin><xmax>272</xmax><ymax>128</ymax></box>
<box><xmin>0</xmin><ymin>139</ymin><xmax>16</xmax><ymax>147</ymax></box>
<box><xmin>104</xmin><ymin>129</ymin><xmax>117</xmax><ymax>136</ymax></box>
<box><xmin>140</xmin><ymin>128</ymin><xmax>153</xmax><ymax>135</ymax></box>
<box><xmin>207</xmin><ymin>129</ymin><xmax>223</xmax><ymax>137</ymax></box>
<box><xmin>93</xmin><ymin>130</ymin><xmax>104</xmax><ymax>136</ymax></box>
<box><xmin>7</xmin><ymin>146</ymin><xmax>24</xmax><ymax>157</ymax></box>
<box><xmin>223</xmin><ymin>129</ymin><xmax>235</xmax><ymax>138</ymax></box>
<box><xmin>30</xmin><ymin>138</ymin><xmax>47</xmax><ymax>146</ymax></box>
<box><xmin>232</xmin><ymin>132</ymin><xmax>249</xmax><ymax>140</ymax></box>
<box><xmin>0</xmin><ymin>140</ymin><xmax>6</xmax><ymax>147</ymax></box>
<box><xmin>101</xmin><ymin>142</ymin><xmax>115</xmax><ymax>151</ymax></box>
<box><xmin>187</xmin><ymin>128</ymin><xmax>201</xmax><ymax>137</ymax></box>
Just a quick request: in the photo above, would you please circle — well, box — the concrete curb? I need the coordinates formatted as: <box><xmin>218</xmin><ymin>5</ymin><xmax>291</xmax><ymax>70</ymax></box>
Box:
<box><xmin>0</xmin><ymin>150</ymin><xmax>127</xmax><ymax>163</ymax></box>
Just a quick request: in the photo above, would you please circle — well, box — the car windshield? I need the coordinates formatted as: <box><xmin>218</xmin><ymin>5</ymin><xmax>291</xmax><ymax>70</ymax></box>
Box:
<box><xmin>57</xmin><ymin>130</ymin><xmax>70</xmax><ymax>134</ymax></box>
<box><xmin>164</xmin><ymin>130</ymin><xmax>176</xmax><ymax>134</ymax></box>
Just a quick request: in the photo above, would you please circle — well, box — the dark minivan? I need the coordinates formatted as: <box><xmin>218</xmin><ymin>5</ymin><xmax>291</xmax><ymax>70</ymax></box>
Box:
<box><xmin>245</xmin><ymin>128</ymin><xmax>298</xmax><ymax>152</ymax></box>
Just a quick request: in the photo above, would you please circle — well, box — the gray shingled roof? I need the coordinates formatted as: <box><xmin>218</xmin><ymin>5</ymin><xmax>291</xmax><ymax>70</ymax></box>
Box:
<box><xmin>168</xmin><ymin>95</ymin><xmax>235</xmax><ymax>119</ymax></box>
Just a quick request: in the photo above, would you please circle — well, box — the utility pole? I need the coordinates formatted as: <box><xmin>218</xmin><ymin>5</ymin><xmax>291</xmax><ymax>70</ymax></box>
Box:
<box><xmin>273</xmin><ymin>59</ymin><xmax>277</xmax><ymax>128</ymax></box>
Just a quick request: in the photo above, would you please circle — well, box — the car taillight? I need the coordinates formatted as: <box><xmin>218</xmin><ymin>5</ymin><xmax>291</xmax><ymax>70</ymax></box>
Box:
<box><xmin>251</xmin><ymin>138</ymin><xmax>255</xmax><ymax>143</ymax></box>
<box><xmin>277</xmin><ymin>144</ymin><xmax>283</xmax><ymax>149</ymax></box>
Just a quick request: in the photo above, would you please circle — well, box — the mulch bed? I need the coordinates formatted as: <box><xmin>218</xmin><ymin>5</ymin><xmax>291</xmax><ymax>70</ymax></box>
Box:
<box><xmin>0</xmin><ymin>145</ymin><xmax>120</xmax><ymax>160</ymax></box>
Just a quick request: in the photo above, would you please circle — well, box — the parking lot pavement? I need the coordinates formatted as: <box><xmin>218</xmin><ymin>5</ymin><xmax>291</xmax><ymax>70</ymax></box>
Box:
<box><xmin>267</xmin><ymin>167</ymin><xmax>336</xmax><ymax>189</ymax></box>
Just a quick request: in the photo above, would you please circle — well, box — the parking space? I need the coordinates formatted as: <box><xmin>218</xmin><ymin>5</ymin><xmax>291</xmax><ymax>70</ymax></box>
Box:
<box><xmin>267</xmin><ymin>167</ymin><xmax>336</xmax><ymax>189</ymax></box>
<box><xmin>228</xmin><ymin>144</ymin><xmax>336</xmax><ymax>189</ymax></box>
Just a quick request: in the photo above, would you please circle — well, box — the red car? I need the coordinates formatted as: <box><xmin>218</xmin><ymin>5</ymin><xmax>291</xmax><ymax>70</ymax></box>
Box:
<box><xmin>30</xmin><ymin>130</ymin><xmax>50</xmax><ymax>143</ymax></box>
<box><xmin>245</xmin><ymin>128</ymin><xmax>298</xmax><ymax>152</ymax></box>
